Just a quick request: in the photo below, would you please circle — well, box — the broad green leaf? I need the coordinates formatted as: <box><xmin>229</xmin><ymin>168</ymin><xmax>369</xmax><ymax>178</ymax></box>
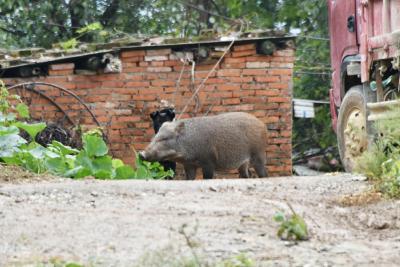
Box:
<box><xmin>19</xmin><ymin>151</ymin><xmax>45</xmax><ymax>174</ymax></box>
<box><xmin>0</xmin><ymin>133</ymin><xmax>26</xmax><ymax>157</ymax></box>
<box><xmin>16</xmin><ymin>103</ymin><xmax>30</xmax><ymax>118</ymax></box>
<box><xmin>27</xmin><ymin>145</ymin><xmax>47</xmax><ymax>159</ymax></box>
<box><xmin>75</xmin><ymin>151</ymin><xmax>94</xmax><ymax>170</ymax></box>
<box><xmin>112</xmin><ymin>158</ymin><xmax>124</xmax><ymax>169</ymax></box>
<box><xmin>135</xmin><ymin>165</ymin><xmax>150</xmax><ymax>179</ymax></box>
<box><xmin>1</xmin><ymin>155</ymin><xmax>22</xmax><ymax>165</ymax></box>
<box><xmin>0</xmin><ymin>112</ymin><xmax>16</xmax><ymax>123</ymax></box>
<box><xmin>13</xmin><ymin>121</ymin><xmax>46</xmax><ymax>139</ymax></box>
<box><xmin>0</xmin><ymin>125</ymin><xmax>19</xmax><ymax>136</ymax></box>
<box><xmin>71</xmin><ymin>166</ymin><xmax>92</xmax><ymax>178</ymax></box>
<box><xmin>83</xmin><ymin>134</ymin><xmax>108</xmax><ymax>157</ymax></box>
<box><xmin>115</xmin><ymin>165</ymin><xmax>136</xmax><ymax>179</ymax></box>
<box><xmin>50</xmin><ymin>140</ymin><xmax>79</xmax><ymax>156</ymax></box>
<box><xmin>94</xmin><ymin>169</ymin><xmax>112</xmax><ymax>179</ymax></box>
<box><xmin>92</xmin><ymin>155</ymin><xmax>113</xmax><ymax>169</ymax></box>
<box><xmin>45</xmin><ymin>157</ymin><xmax>67</xmax><ymax>175</ymax></box>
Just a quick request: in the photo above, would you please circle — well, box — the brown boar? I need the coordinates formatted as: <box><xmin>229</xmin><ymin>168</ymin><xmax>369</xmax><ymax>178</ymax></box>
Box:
<box><xmin>139</xmin><ymin>112</ymin><xmax>267</xmax><ymax>179</ymax></box>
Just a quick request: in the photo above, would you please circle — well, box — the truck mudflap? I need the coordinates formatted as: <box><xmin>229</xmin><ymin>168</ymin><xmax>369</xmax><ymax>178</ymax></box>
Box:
<box><xmin>367</xmin><ymin>100</ymin><xmax>400</xmax><ymax>121</ymax></box>
<box><xmin>329</xmin><ymin>88</ymin><xmax>338</xmax><ymax>133</ymax></box>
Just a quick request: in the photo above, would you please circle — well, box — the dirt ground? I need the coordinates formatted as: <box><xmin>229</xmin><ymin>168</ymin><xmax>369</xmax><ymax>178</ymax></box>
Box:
<box><xmin>1</xmin><ymin>169</ymin><xmax>400</xmax><ymax>266</ymax></box>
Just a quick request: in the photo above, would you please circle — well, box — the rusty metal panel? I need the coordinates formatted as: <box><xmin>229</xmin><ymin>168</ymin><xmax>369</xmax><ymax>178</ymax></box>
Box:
<box><xmin>390</xmin><ymin>1</ymin><xmax>400</xmax><ymax>31</ymax></box>
<box><xmin>328</xmin><ymin>0</ymin><xmax>358</xmax><ymax>106</ymax></box>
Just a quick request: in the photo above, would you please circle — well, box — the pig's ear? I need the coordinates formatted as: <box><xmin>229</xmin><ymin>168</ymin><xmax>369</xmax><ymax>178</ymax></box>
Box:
<box><xmin>175</xmin><ymin>121</ymin><xmax>185</xmax><ymax>135</ymax></box>
<box><xmin>150</xmin><ymin>111</ymin><xmax>158</xmax><ymax>119</ymax></box>
<box><xmin>170</xmin><ymin>110</ymin><xmax>176</xmax><ymax>120</ymax></box>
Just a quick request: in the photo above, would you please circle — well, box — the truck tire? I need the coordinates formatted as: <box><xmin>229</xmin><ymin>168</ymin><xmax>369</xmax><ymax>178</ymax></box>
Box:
<box><xmin>337</xmin><ymin>85</ymin><xmax>368</xmax><ymax>172</ymax></box>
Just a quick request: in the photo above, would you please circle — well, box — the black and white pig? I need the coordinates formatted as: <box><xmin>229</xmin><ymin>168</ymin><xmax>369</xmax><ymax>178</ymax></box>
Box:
<box><xmin>149</xmin><ymin>108</ymin><xmax>176</xmax><ymax>178</ymax></box>
<box><xmin>140</xmin><ymin>112</ymin><xmax>268</xmax><ymax>179</ymax></box>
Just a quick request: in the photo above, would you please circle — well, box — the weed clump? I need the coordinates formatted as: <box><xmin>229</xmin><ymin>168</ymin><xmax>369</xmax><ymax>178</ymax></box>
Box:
<box><xmin>355</xmin><ymin>113</ymin><xmax>400</xmax><ymax>198</ymax></box>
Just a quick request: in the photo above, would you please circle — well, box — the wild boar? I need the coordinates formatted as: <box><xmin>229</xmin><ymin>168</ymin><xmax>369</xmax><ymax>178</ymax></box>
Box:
<box><xmin>140</xmin><ymin>112</ymin><xmax>268</xmax><ymax>179</ymax></box>
<box><xmin>149</xmin><ymin>107</ymin><xmax>176</xmax><ymax>178</ymax></box>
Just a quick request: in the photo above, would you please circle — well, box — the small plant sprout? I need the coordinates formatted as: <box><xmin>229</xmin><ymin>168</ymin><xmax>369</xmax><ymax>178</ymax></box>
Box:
<box><xmin>273</xmin><ymin>203</ymin><xmax>309</xmax><ymax>241</ymax></box>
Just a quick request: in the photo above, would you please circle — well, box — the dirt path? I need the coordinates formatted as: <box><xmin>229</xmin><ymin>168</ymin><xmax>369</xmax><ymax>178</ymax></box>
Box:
<box><xmin>1</xmin><ymin>174</ymin><xmax>400</xmax><ymax>266</ymax></box>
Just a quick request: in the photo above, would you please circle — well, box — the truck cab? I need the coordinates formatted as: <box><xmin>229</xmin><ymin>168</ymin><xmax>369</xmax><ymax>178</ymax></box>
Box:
<box><xmin>328</xmin><ymin>0</ymin><xmax>400</xmax><ymax>171</ymax></box>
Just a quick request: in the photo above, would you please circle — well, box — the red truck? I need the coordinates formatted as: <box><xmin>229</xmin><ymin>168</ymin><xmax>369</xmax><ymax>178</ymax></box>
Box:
<box><xmin>328</xmin><ymin>0</ymin><xmax>400</xmax><ymax>171</ymax></box>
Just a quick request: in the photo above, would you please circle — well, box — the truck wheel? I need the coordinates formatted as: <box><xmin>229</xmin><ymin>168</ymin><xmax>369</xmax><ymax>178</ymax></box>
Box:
<box><xmin>337</xmin><ymin>86</ymin><xmax>368</xmax><ymax>172</ymax></box>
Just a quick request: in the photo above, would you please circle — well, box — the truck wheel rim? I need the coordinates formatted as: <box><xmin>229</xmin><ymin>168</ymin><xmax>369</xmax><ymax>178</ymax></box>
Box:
<box><xmin>343</xmin><ymin>107</ymin><xmax>368</xmax><ymax>169</ymax></box>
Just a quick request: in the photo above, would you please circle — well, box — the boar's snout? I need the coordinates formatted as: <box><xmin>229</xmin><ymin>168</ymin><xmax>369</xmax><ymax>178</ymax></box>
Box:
<box><xmin>138</xmin><ymin>151</ymin><xmax>147</xmax><ymax>161</ymax></box>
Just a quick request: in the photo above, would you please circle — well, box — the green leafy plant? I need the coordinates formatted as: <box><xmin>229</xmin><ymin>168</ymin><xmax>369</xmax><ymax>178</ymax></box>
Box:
<box><xmin>355</xmin><ymin>111</ymin><xmax>400</xmax><ymax>198</ymax></box>
<box><xmin>273</xmin><ymin>203</ymin><xmax>309</xmax><ymax>241</ymax></box>
<box><xmin>0</xmin><ymin>80</ymin><xmax>173</xmax><ymax>180</ymax></box>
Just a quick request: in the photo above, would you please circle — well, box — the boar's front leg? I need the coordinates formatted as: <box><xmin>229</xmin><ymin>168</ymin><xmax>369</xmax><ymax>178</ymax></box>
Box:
<box><xmin>184</xmin><ymin>164</ymin><xmax>197</xmax><ymax>180</ymax></box>
<box><xmin>238</xmin><ymin>163</ymin><xmax>250</xmax><ymax>178</ymax></box>
<box><xmin>201</xmin><ymin>164</ymin><xmax>215</xmax><ymax>179</ymax></box>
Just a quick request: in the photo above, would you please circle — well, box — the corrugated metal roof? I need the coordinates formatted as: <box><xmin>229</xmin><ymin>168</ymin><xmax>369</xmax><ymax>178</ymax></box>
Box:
<box><xmin>0</xmin><ymin>30</ymin><xmax>295</xmax><ymax>73</ymax></box>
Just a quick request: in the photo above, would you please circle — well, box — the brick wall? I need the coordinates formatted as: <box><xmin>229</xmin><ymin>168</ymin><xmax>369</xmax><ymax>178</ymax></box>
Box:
<box><xmin>3</xmin><ymin>42</ymin><xmax>294</xmax><ymax>177</ymax></box>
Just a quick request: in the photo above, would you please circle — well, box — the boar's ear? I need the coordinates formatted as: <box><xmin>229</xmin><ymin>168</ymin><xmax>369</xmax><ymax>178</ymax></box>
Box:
<box><xmin>150</xmin><ymin>111</ymin><xmax>159</xmax><ymax>120</ymax></box>
<box><xmin>175</xmin><ymin>121</ymin><xmax>185</xmax><ymax>135</ymax></box>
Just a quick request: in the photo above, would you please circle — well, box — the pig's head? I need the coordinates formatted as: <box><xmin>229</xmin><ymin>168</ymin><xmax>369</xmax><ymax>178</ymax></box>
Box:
<box><xmin>140</xmin><ymin>121</ymin><xmax>184</xmax><ymax>162</ymax></box>
<box><xmin>150</xmin><ymin>108</ymin><xmax>175</xmax><ymax>133</ymax></box>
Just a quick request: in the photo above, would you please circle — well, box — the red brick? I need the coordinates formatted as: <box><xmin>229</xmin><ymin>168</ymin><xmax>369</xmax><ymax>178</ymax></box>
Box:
<box><xmin>102</xmin><ymin>80</ymin><xmax>124</xmax><ymax>88</ymax></box>
<box><xmin>146</xmin><ymin>48</ymin><xmax>172</xmax><ymax>56</ymax></box>
<box><xmin>255</xmin><ymin>76</ymin><xmax>280</xmax><ymax>83</ymax></box>
<box><xmin>135</xmin><ymin>122</ymin><xmax>151</xmax><ymax>128</ymax></box>
<box><xmin>256</xmin><ymin>89</ymin><xmax>279</xmax><ymax>96</ymax></box>
<box><xmin>133</xmin><ymin>143</ymin><xmax>147</xmax><ymax>150</ymax></box>
<box><xmin>122</xmin><ymin>56</ymin><xmax>142</xmax><ymax>63</ymax></box>
<box><xmin>164</xmin><ymin>60</ymin><xmax>181</xmax><ymax>67</ymax></box>
<box><xmin>217</xmin><ymin>69</ymin><xmax>241</xmax><ymax>77</ymax></box>
<box><xmin>49</xmin><ymin>69</ymin><xmax>73</xmax><ymax>76</ymax></box>
<box><xmin>224</xmin><ymin>57</ymin><xmax>247</xmax><ymax>63</ymax></box>
<box><xmin>124</xmin><ymin>67</ymin><xmax>147</xmax><ymax>72</ymax></box>
<box><xmin>218</xmin><ymin>84</ymin><xmax>241</xmax><ymax>91</ymax></box>
<box><xmin>245</xmin><ymin>56</ymin><xmax>273</xmax><ymax>62</ymax></box>
<box><xmin>151</xmin><ymin>80</ymin><xmax>176</xmax><ymax>87</ymax></box>
<box><xmin>275</xmin><ymin>49</ymin><xmax>295</xmax><ymax>57</ymax></box>
<box><xmin>268</xmin><ymin>69</ymin><xmax>292</xmax><ymax>75</ymax></box>
<box><xmin>232</xmin><ymin>90</ymin><xmax>255</xmax><ymax>97</ymax></box>
<box><xmin>210</xmin><ymin>92</ymin><xmax>233</xmax><ymax>98</ymax></box>
<box><xmin>242</xmin><ymin>84</ymin><xmax>266</xmax><ymax>90</ymax></box>
<box><xmin>231</xmin><ymin>104</ymin><xmax>254</xmax><ymax>111</ymax></box>
<box><xmin>49</xmin><ymin>63</ymin><xmax>74</xmax><ymax>70</ymax></box>
<box><xmin>147</xmin><ymin>67</ymin><xmax>172</xmax><ymax>72</ymax></box>
<box><xmin>121</xmin><ymin>50</ymin><xmax>145</xmax><ymax>58</ymax></box>
<box><xmin>222</xmin><ymin>62</ymin><xmax>246</xmax><ymax>69</ymax></box>
<box><xmin>268</xmin><ymin>97</ymin><xmax>290</xmax><ymax>103</ymax></box>
<box><xmin>125</xmin><ymin>81</ymin><xmax>150</xmax><ymax>87</ymax></box>
<box><xmin>242</xmin><ymin>69</ymin><xmax>267</xmax><ymax>76</ymax></box>
<box><xmin>241</xmin><ymin>96</ymin><xmax>266</xmax><ymax>104</ymax></box>
<box><xmin>132</xmin><ymin>94</ymin><xmax>157</xmax><ymax>101</ymax></box>
<box><xmin>222</xmin><ymin>98</ymin><xmax>240</xmax><ymax>105</ymax></box>
<box><xmin>205</xmin><ymin>78</ymin><xmax>226</xmax><ymax>84</ymax></box>
<box><xmin>86</xmin><ymin>95</ymin><xmax>108</xmax><ymax>102</ymax></box>
<box><xmin>233</xmin><ymin>43</ymin><xmax>256</xmax><ymax>51</ymax></box>
<box><xmin>137</xmin><ymin>62</ymin><xmax>148</xmax><ymax>67</ymax></box>
<box><xmin>76</xmin><ymin>82</ymin><xmax>102</xmax><ymax>89</ymax></box>
<box><xmin>231</xmin><ymin>49</ymin><xmax>256</xmax><ymax>57</ymax></box>
<box><xmin>269</xmin><ymin>83</ymin><xmax>289</xmax><ymax>90</ymax></box>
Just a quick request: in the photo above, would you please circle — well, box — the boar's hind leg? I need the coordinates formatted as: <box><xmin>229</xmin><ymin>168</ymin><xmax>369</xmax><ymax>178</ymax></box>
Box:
<box><xmin>252</xmin><ymin>155</ymin><xmax>268</xmax><ymax>178</ymax></box>
<box><xmin>184</xmin><ymin>164</ymin><xmax>197</xmax><ymax>180</ymax></box>
<box><xmin>202</xmin><ymin>164</ymin><xmax>215</xmax><ymax>179</ymax></box>
<box><xmin>238</xmin><ymin>163</ymin><xmax>250</xmax><ymax>178</ymax></box>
